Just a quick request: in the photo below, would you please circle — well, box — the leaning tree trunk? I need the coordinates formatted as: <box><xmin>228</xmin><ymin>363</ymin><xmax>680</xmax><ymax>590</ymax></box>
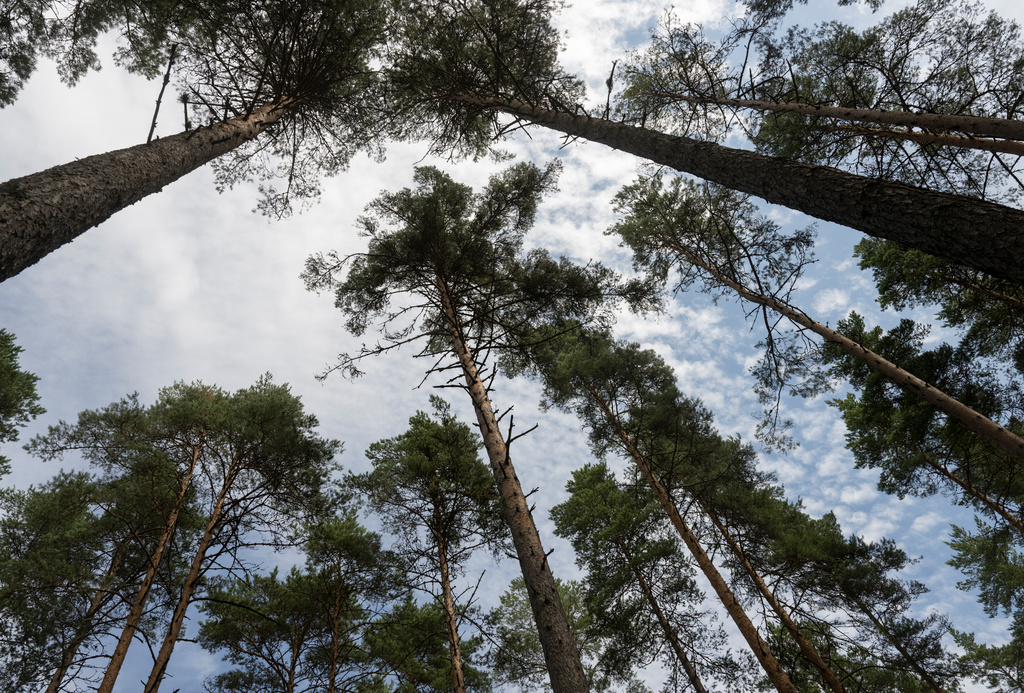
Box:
<box><xmin>648</xmin><ymin>92</ymin><xmax>1024</xmax><ymax>143</ymax></box>
<box><xmin>612</xmin><ymin>538</ymin><xmax>710</xmax><ymax>693</ymax></box>
<box><xmin>669</xmin><ymin>241</ymin><xmax>1024</xmax><ymax>468</ymax></box>
<box><xmin>438</xmin><ymin>282</ymin><xmax>590</xmax><ymax>693</ymax></box>
<box><xmin>142</xmin><ymin>465</ymin><xmax>237</xmax><ymax>693</ymax></box>
<box><xmin>0</xmin><ymin>99</ymin><xmax>295</xmax><ymax>282</ymax></box>
<box><xmin>448</xmin><ymin>95</ymin><xmax>1024</xmax><ymax>286</ymax></box>
<box><xmin>699</xmin><ymin>503</ymin><xmax>848</xmax><ymax>693</ymax></box>
<box><xmin>583</xmin><ymin>384</ymin><xmax>799</xmax><ymax>693</ymax></box>
<box><xmin>96</xmin><ymin>445</ymin><xmax>201</xmax><ymax>693</ymax></box>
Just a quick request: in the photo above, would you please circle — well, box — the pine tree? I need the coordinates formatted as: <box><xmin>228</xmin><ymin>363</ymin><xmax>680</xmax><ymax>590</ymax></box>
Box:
<box><xmin>0</xmin><ymin>0</ymin><xmax>389</xmax><ymax>281</ymax></box>
<box><xmin>388</xmin><ymin>0</ymin><xmax>1024</xmax><ymax>284</ymax></box>
<box><xmin>303</xmin><ymin>162</ymin><xmax>632</xmax><ymax>693</ymax></box>
<box><xmin>349</xmin><ymin>398</ymin><xmax>508</xmax><ymax>693</ymax></box>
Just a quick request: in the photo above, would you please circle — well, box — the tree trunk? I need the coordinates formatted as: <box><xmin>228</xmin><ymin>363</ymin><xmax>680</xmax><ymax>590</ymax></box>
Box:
<box><xmin>812</xmin><ymin>122</ymin><xmax>1024</xmax><ymax>157</ymax></box>
<box><xmin>852</xmin><ymin>597</ymin><xmax>946</xmax><ymax>693</ymax></box>
<box><xmin>583</xmin><ymin>384</ymin><xmax>799</xmax><ymax>693</ymax></box>
<box><xmin>666</xmin><ymin>240</ymin><xmax>1024</xmax><ymax>468</ymax></box>
<box><xmin>448</xmin><ymin>95</ymin><xmax>1024</xmax><ymax>285</ymax></box>
<box><xmin>436</xmin><ymin>516</ymin><xmax>466</xmax><ymax>693</ymax></box>
<box><xmin>648</xmin><ymin>91</ymin><xmax>1024</xmax><ymax>143</ymax></box>
<box><xmin>143</xmin><ymin>464</ymin><xmax>237</xmax><ymax>693</ymax></box>
<box><xmin>438</xmin><ymin>282</ymin><xmax>590</xmax><ymax>693</ymax></box>
<box><xmin>0</xmin><ymin>99</ymin><xmax>295</xmax><ymax>282</ymax></box>
<box><xmin>699</xmin><ymin>503</ymin><xmax>848</xmax><ymax>693</ymax></box>
<box><xmin>45</xmin><ymin>544</ymin><xmax>126</xmax><ymax>693</ymax></box>
<box><xmin>612</xmin><ymin>538</ymin><xmax>710</xmax><ymax>693</ymax></box>
<box><xmin>96</xmin><ymin>443</ymin><xmax>202</xmax><ymax>693</ymax></box>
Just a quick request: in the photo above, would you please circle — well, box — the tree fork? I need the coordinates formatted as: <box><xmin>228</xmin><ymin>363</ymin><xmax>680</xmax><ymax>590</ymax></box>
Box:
<box><xmin>0</xmin><ymin>99</ymin><xmax>295</xmax><ymax>282</ymax></box>
<box><xmin>449</xmin><ymin>95</ymin><xmax>1024</xmax><ymax>285</ymax></box>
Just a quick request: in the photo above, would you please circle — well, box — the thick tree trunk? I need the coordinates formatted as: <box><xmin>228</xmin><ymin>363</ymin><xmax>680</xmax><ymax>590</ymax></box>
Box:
<box><xmin>613</xmin><ymin>538</ymin><xmax>709</xmax><ymax>693</ymax></box>
<box><xmin>143</xmin><ymin>465</ymin><xmax>236</xmax><ymax>693</ymax></box>
<box><xmin>669</xmin><ymin>242</ymin><xmax>1024</xmax><ymax>468</ymax></box>
<box><xmin>96</xmin><ymin>444</ymin><xmax>202</xmax><ymax>693</ymax></box>
<box><xmin>449</xmin><ymin>95</ymin><xmax>1024</xmax><ymax>285</ymax></box>
<box><xmin>438</xmin><ymin>283</ymin><xmax>590</xmax><ymax>693</ymax></box>
<box><xmin>584</xmin><ymin>384</ymin><xmax>799</xmax><ymax>693</ymax></box>
<box><xmin>650</xmin><ymin>92</ymin><xmax>1024</xmax><ymax>143</ymax></box>
<box><xmin>0</xmin><ymin>99</ymin><xmax>294</xmax><ymax>282</ymax></box>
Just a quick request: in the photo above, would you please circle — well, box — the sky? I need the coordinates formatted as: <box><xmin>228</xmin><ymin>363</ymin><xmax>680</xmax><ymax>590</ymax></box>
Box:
<box><xmin>1</xmin><ymin>0</ymin><xmax>1022</xmax><ymax>691</ymax></box>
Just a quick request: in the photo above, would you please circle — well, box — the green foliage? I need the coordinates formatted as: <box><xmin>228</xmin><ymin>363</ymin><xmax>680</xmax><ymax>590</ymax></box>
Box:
<box><xmin>364</xmin><ymin>596</ymin><xmax>490</xmax><ymax>693</ymax></box>
<box><xmin>387</xmin><ymin>0</ymin><xmax>585</xmax><ymax>158</ymax></box>
<box><xmin>953</xmin><ymin>614</ymin><xmax>1024</xmax><ymax>692</ymax></box>
<box><xmin>551</xmin><ymin>462</ymin><xmax>744</xmax><ymax>692</ymax></box>
<box><xmin>485</xmin><ymin>576</ymin><xmax>646</xmax><ymax>693</ymax></box>
<box><xmin>304</xmin><ymin>162</ymin><xmax>629</xmax><ymax>380</ymax></box>
<box><xmin>0</xmin><ymin>328</ymin><xmax>43</xmax><ymax>474</ymax></box>
<box><xmin>0</xmin><ymin>472</ymin><xmax>106</xmax><ymax>692</ymax></box>
<box><xmin>350</xmin><ymin>397</ymin><xmax>508</xmax><ymax>584</ymax></box>
<box><xmin>752</xmin><ymin>0</ymin><xmax>1024</xmax><ymax>202</ymax></box>
<box><xmin>611</xmin><ymin>174</ymin><xmax>821</xmax><ymax>450</ymax></box>
<box><xmin>199</xmin><ymin>514</ymin><xmax>388</xmax><ymax>693</ymax></box>
<box><xmin>855</xmin><ymin>237</ymin><xmax>1024</xmax><ymax>364</ymax></box>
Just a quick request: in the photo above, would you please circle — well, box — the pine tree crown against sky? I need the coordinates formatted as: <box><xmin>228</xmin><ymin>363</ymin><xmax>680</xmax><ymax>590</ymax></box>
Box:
<box><xmin>2</xmin><ymin>0</ymin><xmax>1024</xmax><ymax>691</ymax></box>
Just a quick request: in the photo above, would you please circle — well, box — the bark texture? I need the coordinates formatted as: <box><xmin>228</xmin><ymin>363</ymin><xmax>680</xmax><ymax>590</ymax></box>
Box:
<box><xmin>0</xmin><ymin>100</ymin><xmax>292</xmax><ymax>282</ymax></box>
<box><xmin>439</xmin><ymin>285</ymin><xmax>589</xmax><ymax>693</ymax></box>
<box><xmin>452</xmin><ymin>96</ymin><xmax>1024</xmax><ymax>285</ymax></box>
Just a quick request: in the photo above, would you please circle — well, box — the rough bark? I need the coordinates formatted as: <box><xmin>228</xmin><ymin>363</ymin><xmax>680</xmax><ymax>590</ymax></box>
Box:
<box><xmin>0</xmin><ymin>100</ymin><xmax>294</xmax><ymax>282</ymax></box>
<box><xmin>667</xmin><ymin>241</ymin><xmax>1024</xmax><ymax>468</ymax></box>
<box><xmin>649</xmin><ymin>92</ymin><xmax>1024</xmax><ymax>143</ymax></box>
<box><xmin>438</xmin><ymin>282</ymin><xmax>590</xmax><ymax>693</ymax></box>
<box><xmin>584</xmin><ymin>384</ymin><xmax>799</xmax><ymax>693</ymax></box>
<box><xmin>449</xmin><ymin>95</ymin><xmax>1024</xmax><ymax>285</ymax></box>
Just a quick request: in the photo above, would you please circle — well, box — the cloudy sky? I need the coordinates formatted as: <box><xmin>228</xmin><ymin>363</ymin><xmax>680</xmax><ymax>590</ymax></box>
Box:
<box><xmin>1</xmin><ymin>0</ymin><xmax>1021</xmax><ymax>690</ymax></box>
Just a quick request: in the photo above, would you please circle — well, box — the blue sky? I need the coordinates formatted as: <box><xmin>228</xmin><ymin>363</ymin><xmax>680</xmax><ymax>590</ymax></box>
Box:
<box><xmin>1</xmin><ymin>0</ymin><xmax>1022</xmax><ymax>690</ymax></box>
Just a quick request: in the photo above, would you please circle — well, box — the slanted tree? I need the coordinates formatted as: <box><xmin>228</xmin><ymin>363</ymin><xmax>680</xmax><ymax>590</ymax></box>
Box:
<box><xmin>618</xmin><ymin>1</ymin><xmax>1024</xmax><ymax>201</ymax></box>
<box><xmin>388</xmin><ymin>0</ymin><xmax>1024</xmax><ymax>284</ymax></box>
<box><xmin>610</xmin><ymin>173</ymin><xmax>1024</xmax><ymax>466</ymax></box>
<box><xmin>138</xmin><ymin>376</ymin><xmax>340</xmax><ymax>693</ymax></box>
<box><xmin>303</xmin><ymin>162</ymin><xmax>632</xmax><ymax>693</ymax></box>
<box><xmin>550</xmin><ymin>462</ymin><xmax>743</xmax><ymax>693</ymax></box>
<box><xmin>0</xmin><ymin>471</ymin><xmax>116</xmax><ymax>693</ymax></box>
<box><xmin>525</xmin><ymin>330</ymin><xmax>799</xmax><ymax>693</ymax></box>
<box><xmin>349</xmin><ymin>397</ymin><xmax>508</xmax><ymax>693</ymax></box>
<box><xmin>0</xmin><ymin>328</ymin><xmax>43</xmax><ymax>476</ymax></box>
<box><xmin>0</xmin><ymin>0</ymin><xmax>390</xmax><ymax>282</ymax></box>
